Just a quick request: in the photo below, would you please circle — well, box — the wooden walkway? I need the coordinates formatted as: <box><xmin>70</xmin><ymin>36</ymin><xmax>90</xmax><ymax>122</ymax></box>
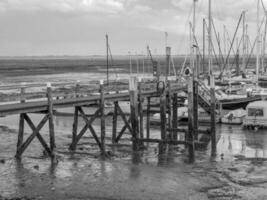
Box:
<box><xmin>0</xmin><ymin>90</ymin><xmax>162</xmax><ymax>116</ymax></box>
<box><xmin>0</xmin><ymin>77</ymin><xmax>216</xmax><ymax>164</ymax></box>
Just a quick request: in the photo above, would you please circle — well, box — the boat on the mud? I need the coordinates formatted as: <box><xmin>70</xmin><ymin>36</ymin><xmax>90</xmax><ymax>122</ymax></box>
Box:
<box><xmin>219</xmin><ymin>95</ymin><xmax>261</xmax><ymax>110</ymax></box>
<box><xmin>178</xmin><ymin>107</ymin><xmax>220</xmax><ymax>124</ymax></box>
<box><xmin>221</xmin><ymin>109</ymin><xmax>246</xmax><ymax>125</ymax></box>
<box><xmin>151</xmin><ymin>106</ymin><xmax>219</xmax><ymax>126</ymax></box>
<box><xmin>200</xmin><ymin>81</ymin><xmax>261</xmax><ymax>110</ymax></box>
<box><xmin>243</xmin><ymin>101</ymin><xmax>267</xmax><ymax>129</ymax></box>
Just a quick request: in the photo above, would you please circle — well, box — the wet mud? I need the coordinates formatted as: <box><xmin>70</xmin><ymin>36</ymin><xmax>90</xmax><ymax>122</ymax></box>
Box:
<box><xmin>0</xmin><ymin>113</ymin><xmax>267</xmax><ymax>200</ymax></box>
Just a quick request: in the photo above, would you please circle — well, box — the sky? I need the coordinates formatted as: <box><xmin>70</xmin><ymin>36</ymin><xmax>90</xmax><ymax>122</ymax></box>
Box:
<box><xmin>0</xmin><ymin>0</ymin><xmax>263</xmax><ymax>56</ymax></box>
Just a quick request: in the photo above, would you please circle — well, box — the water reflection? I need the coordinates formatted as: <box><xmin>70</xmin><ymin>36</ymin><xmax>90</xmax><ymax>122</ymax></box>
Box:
<box><xmin>3</xmin><ymin>112</ymin><xmax>267</xmax><ymax>169</ymax></box>
<box><xmin>216</xmin><ymin>125</ymin><xmax>267</xmax><ymax>158</ymax></box>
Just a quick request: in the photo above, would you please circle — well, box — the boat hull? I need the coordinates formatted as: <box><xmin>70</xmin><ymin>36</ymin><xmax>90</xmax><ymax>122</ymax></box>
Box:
<box><xmin>221</xmin><ymin>117</ymin><xmax>243</xmax><ymax>125</ymax></box>
<box><xmin>220</xmin><ymin>96</ymin><xmax>261</xmax><ymax>110</ymax></box>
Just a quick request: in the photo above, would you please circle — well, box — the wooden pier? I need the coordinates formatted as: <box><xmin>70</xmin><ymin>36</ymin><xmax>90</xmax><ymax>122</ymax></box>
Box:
<box><xmin>0</xmin><ymin>76</ymin><xmax>217</xmax><ymax>163</ymax></box>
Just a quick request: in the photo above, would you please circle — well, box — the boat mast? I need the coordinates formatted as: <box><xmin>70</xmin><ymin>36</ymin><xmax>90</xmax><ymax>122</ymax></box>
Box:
<box><xmin>193</xmin><ymin>0</ymin><xmax>196</xmax><ymax>37</ymax></box>
<box><xmin>129</xmin><ymin>51</ymin><xmax>132</xmax><ymax>75</ymax></box>
<box><xmin>242</xmin><ymin>11</ymin><xmax>246</xmax><ymax>74</ymax></box>
<box><xmin>257</xmin><ymin>0</ymin><xmax>260</xmax><ymax>85</ymax></box>
<box><xmin>143</xmin><ymin>58</ymin><xmax>145</xmax><ymax>77</ymax></box>
<box><xmin>262</xmin><ymin>11</ymin><xmax>267</xmax><ymax>73</ymax></box>
<box><xmin>136</xmin><ymin>52</ymin><xmax>139</xmax><ymax>74</ymax></box>
<box><xmin>208</xmin><ymin>0</ymin><xmax>212</xmax><ymax>77</ymax></box>
<box><xmin>191</xmin><ymin>0</ymin><xmax>196</xmax><ymax>72</ymax></box>
<box><xmin>246</xmin><ymin>24</ymin><xmax>249</xmax><ymax>58</ymax></box>
<box><xmin>203</xmin><ymin>18</ymin><xmax>206</xmax><ymax>74</ymax></box>
<box><xmin>165</xmin><ymin>32</ymin><xmax>168</xmax><ymax>48</ymax></box>
<box><xmin>223</xmin><ymin>25</ymin><xmax>226</xmax><ymax>56</ymax></box>
<box><xmin>106</xmin><ymin>34</ymin><xmax>109</xmax><ymax>85</ymax></box>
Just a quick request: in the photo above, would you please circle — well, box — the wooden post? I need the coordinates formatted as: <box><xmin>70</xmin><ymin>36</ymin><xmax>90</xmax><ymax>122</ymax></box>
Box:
<box><xmin>16</xmin><ymin>84</ymin><xmax>26</xmax><ymax>159</ymax></box>
<box><xmin>187</xmin><ymin>77</ymin><xmax>195</xmax><ymax>163</ymax></box>
<box><xmin>112</xmin><ymin>101</ymin><xmax>118</xmax><ymax>144</ymax></box>
<box><xmin>129</xmin><ymin>77</ymin><xmax>139</xmax><ymax>151</ymax></box>
<box><xmin>47</xmin><ymin>83</ymin><xmax>56</xmax><ymax>162</ymax></box>
<box><xmin>165</xmin><ymin>47</ymin><xmax>171</xmax><ymax>82</ymax></box>
<box><xmin>15</xmin><ymin>113</ymin><xmax>24</xmax><ymax>159</ymax></box>
<box><xmin>167</xmin><ymin>80</ymin><xmax>172</xmax><ymax>137</ymax></box>
<box><xmin>219</xmin><ymin>103</ymin><xmax>222</xmax><ymax>122</ymax></box>
<box><xmin>99</xmin><ymin>80</ymin><xmax>106</xmax><ymax>156</ymax></box>
<box><xmin>70</xmin><ymin>106</ymin><xmax>79</xmax><ymax>150</ymax></box>
<box><xmin>146</xmin><ymin>97</ymin><xmax>151</xmax><ymax>140</ymax></box>
<box><xmin>75</xmin><ymin>81</ymin><xmax>80</xmax><ymax>97</ymax></box>
<box><xmin>138</xmin><ymin>79</ymin><xmax>144</xmax><ymax>145</ymax></box>
<box><xmin>160</xmin><ymin>92</ymin><xmax>167</xmax><ymax>140</ymax></box>
<box><xmin>193</xmin><ymin>54</ymin><xmax>199</xmax><ymax>140</ymax></box>
<box><xmin>20</xmin><ymin>84</ymin><xmax>26</xmax><ymax>103</ymax></box>
<box><xmin>159</xmin><ymin>87</ymin><xmax>167</xmax><ymax>154</ymax></box>
<box><xmin>210</xmin><ymin>75</ymin><xmax>217</xmax><ymax>157</ymax></box>
<box><xmin>172</xmin><ymin>93</ymin><xmax>178</xmax><ymax>140</ymax></box>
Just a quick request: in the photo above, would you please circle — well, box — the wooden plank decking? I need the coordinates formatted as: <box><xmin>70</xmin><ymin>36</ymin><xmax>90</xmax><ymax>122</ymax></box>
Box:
<box><xmin>0</xmin><ymin>89</ymin><xmax>178</xmax><ymax>116</ymax></box>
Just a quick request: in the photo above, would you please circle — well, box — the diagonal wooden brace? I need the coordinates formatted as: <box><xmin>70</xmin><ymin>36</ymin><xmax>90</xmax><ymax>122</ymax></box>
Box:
<box><xmin>70</xmin><ymin>107</ymin><xmax>102</xmax><ymax>150</ymax></box>
<box><xmin>117</xmin><ymin>104</ymin><xmax>133</xmax><ymax>135</ymax></box>
<box><xmin>15</xmin><ymin>114</ymin><xmax>49</xmax><ymax>158</ymax></box>
<box><xmin>23</xmin><ymin>114</ymin><xmax>52</xmax><ymax>156</ymax></box>
<box><xmin>115</xmin><ymin>116</ymin><xmax>131</xmax><ymax>143</ymax></box>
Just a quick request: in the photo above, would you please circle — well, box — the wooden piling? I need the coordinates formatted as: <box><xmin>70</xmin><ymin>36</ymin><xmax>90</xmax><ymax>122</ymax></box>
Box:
<box><xmin>160</xmin><ymin>91</ymin><xmax>167</xmax><ymax>140</ymax></box>
<box><xmin>15</xmin><ymin>113</ymin><xmax>24</xmax><ymax>159</ymax></box>
<box><xmin>112</xmin><ymin>101</ymin><xmax>118</xmax><ymax>144</ymax></box>
<box><xmin>159</xmin><ymin>85</ymin><xmax>167</xmax><ymax>154</ymax></box>
<box><xmin>165</xmin><ymin>47</ymin><xmax>171</xmax><ymax>82</ymax></box>
<box><xmin>70</xmin><ymin>106</ymin><xmax>79</xmax><ymax>150</ymax></box>
<box><xmin>129</xmin><ymin>77</ymin><xmax>139</xmax><ymax>151</ymax></box>
<box><xmin>47</xmin><ymin>83</ymin><xmax>56</xmax><ymax>162</ymax></box>
<box><xmin>146</xmin><ymin>97</ymin><xmax>151</xmax><ymax>140</ymax></box>
<box><xmin>16</xmin><ymin>85</ymin><xmax>26</xmax><ymax>159</ymax></box>
<box><xmin>210</xmin><ymin>75</ymin><xmax>216</xmax><ymax>157</ymax></box>
<box><xmin>193</xmin><ymin>55</ymin><xmax>199</xmax><ymax>140</ymax></box>
<box><xmin>167</xmin><ymin>80</ymin><xmax>172</xmax><ymax>134</ymax></box>
<box><xmin>138</xmin><ymin>80</ymin><xmax>144</xmax><ymax>146</ymax></box>
<box><xmin>187</xmin><ymin>77</ymin><xmax>195</xmax><ymax>163</ymax></box>
<box><xmin>99</xmin><ymin>80</ymin><xmax>106</xmax><ymax>156</ymax></box>
<box><xmin>75</xmin><ymin>81</ymin><xmax>80</xmax><ymax>97</ymax></box>
<box><xmin>172</xmin><ymin>93</ymin><xmax>178</xmax><ymax>140</ymax></box>
<box><xmin>20</xmin><ymin>85</ymin><xmax>26</xmax><ymax>103</ymax></box>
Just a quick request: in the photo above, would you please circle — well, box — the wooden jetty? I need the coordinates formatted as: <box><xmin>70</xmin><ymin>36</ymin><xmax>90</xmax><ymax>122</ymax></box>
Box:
<box><xmin>0</xmin><ymin>76</ymin><xmax>217</xmax><ymax>163</ymax></box>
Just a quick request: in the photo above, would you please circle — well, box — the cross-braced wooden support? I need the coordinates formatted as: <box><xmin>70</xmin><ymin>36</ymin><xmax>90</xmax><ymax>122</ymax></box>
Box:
<box><xmin>70</xmin><ymin>80</ymin><xmax>106</xmax><ymax>156</ymax></box>
<box><xmin>15</xmin><ymin>113</ymin><xmax>54</xmax><ymax>159</ymax></box>
<box><xmin>114</xmin><ymin>104</ymin><xmax>133</xmax><ymax>143</ymax></box>
<box><xmin>114</xmin><ymin>77</ymin><xmax>141</xmax><ymax>151</ymax></box>
<box><xmin>69</xmin><ymin>106</ymin><xmax>102</xmax><ymax>151</ymax></box>
<box><xmin>16</xmin><ymin>83</ymin><xmax>56</xmax><ymax>162</ymax></box>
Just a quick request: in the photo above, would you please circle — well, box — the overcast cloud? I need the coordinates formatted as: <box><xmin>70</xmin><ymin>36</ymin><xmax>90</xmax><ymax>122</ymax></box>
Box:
<box><xmin>0</xmin><ymin>0</ymin><xmax>263</xmax><ymax>56</ymax></box>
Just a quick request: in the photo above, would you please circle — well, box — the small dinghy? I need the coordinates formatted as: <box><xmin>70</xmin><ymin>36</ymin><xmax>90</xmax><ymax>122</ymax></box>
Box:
<box><xmin>221</xmin><ymin>109</ymin><xmax>246</xmax><ymax>125</ymax></box>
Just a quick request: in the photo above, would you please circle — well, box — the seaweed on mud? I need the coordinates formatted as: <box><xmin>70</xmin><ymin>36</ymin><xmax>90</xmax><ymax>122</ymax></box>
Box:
<box><xmin>0</xmin><ymin>196</ymin><xmax>36</xmax><ymax>200</ymax></box>
<box><xmin>207</xmin><ymin>186</ymin><xmax>241</xmax><ymax>200</ymax></box>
